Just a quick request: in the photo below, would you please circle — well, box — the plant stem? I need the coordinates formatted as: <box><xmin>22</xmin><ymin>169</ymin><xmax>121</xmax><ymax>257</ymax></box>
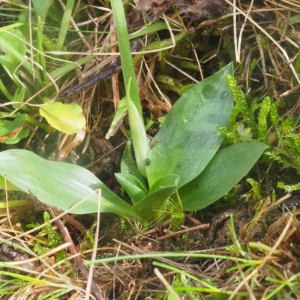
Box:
<box><xmin>110</xmin><ymin>0</ymin><xmax>142</xmax><ymax>119</ymax></box>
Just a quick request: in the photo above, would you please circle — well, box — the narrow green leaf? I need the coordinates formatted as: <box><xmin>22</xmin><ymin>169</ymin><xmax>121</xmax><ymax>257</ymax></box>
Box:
<box><xmin>179</xmin><ymin>142</ymin><xmax>267</xmax><ymax>211</ymax></box>
<box><xmin>126</xmin><ymin>79</ymin><xmax>149</xmax><ymax>177</ymax></box>
<box><xmin>24</xmin><ymin>114</ymin><xmax>56</xmax><ymax>133</ymax></box>
<box><xmin>6</xmin><ymin>0</ymin><xmax>28</xmax><ymax>9</ymax></box>
<box><xmin>178</xmin><ymin>84</ymin><xmax>195</xmax><ymax>96</ymax></box>
<box><xmin>115</xmin><ymin>173</ymin><xmax>148</xmax><ymax>205</ymax></box>
<box><xmin>0</xmin><ymin>23</ymin><xmax>25</xmax><ymax>32</ymax></box>
<box><xmin>50</xmin><ymin>55</ymin><xmax>95</xmax><ymax>80</ymax></box>
<box><xmin>0</xmin><ymin>150</ymin><xmax>141</xmax><ymax>220</ymax></box>
<box><xmin>133</xmin><ymin>174</ymin><xmax>179</xmax><ymax>220</ymax></box>
<box><xmin>0</xmin><ymin>79</ymin><xmax>13</xmax><ymax>101</ymax></box>
<box><xmin>40</xmin><ymin>100</ymin><xmax>86</xmax><ymax>135</ymax></box>
<box><xmin>56</xmin><ymin>0</ymin><xmax>75</xmax><ymax>50</ymax></box>
<box><xmin>146</xmin><ymin>63</ymin><xmax>234</xmax><ymax>189</ymax></box>
<box><xmin>12</xmin><ymin>86</ymin><xmax>27</xmax><ymax>110</ymax></box>
<box><xmin>37</xmin><ymin>16</ymin><xmax>47</xmax><ymax>80</ymax></box>
<box><xmin>106</xmin><ymin>97</ymin><xmax>127</xmax><ymax>139</ymax></box>
<box><xmin>121</xmin><ymin>141</ymin><xmax>147</xmax><ymax>189</ymax></box>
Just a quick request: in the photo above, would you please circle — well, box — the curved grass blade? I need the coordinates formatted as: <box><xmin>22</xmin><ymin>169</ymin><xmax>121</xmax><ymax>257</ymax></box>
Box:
<box><xmin>56</xmin><ymin>0</ymin><xmax>75</xmax><ymax>50</ymax></box>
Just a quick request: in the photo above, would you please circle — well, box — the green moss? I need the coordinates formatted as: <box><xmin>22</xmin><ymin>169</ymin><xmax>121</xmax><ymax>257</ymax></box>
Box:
<box><xmin>278</xmin><ymin>182</ymin><xmax>300</xmax><ymax>192</ymax></box>
<box><xmin>248</xmin><ymin>59</ymin><xmax>256</xmax><ymax>87</ymax></box>
<box><xmin>156</xmin><ymin>75</ymin><xmax>184</xmax><ymax>94</ymax></box>
<box><xmin>258</xmin><ymin>96</ymin><xmax>271</xmax><ymax>145</ymax></box>
<box><xmin>176</xmin><ymin>60</ymin><xmax>199</xmax><ymax>71</ymax></box>
<box><xmin>270</xmin><ymin>103</ymin><xmax>281</xmax><ymax>140</ymax></box>
<box><xmin>226</xmin><ymin>75</ymin><xmax>257</xmax><ymax>135</ymax></box>
<box><xmin>31</xmin><ymin>211</ymin><xmax>72</xmax><ymax>274</ymax></box>
<box><xmin>133</xmin><ymin>29</ymin><xmax>190</xmax><ymax>64</ymax></box>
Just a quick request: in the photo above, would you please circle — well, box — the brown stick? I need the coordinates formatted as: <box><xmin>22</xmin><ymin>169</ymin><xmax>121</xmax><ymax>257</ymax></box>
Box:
<box><xmin>49</xmin><ymin>211</ymin><xmax>104</xmax><ymax>300</ymax></box>
<box><xmin>128</xmin><ymin>220</ymin><xmax>171</xmax><ymax>242</ymax></box>
<box><xmin>158</xmin><ymin>223</ymin><xmax>210</xmax><ymax>241</ymax></box>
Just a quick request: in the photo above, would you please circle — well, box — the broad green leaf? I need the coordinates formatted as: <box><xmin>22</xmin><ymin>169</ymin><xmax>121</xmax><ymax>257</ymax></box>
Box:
<box><xmin>18</xmin><ymin>13</ymin><xmax>30</xmax><ymax>41</ymax></box>
<box><xmin>0</xmin><ymin>113</ymin><xmax>24</xmax><ymax>136</ymax></box>
<box><xmin>106</xmin><ymin>97</ymin><xmax>127</xmax><ymax>139</ymax></box>
<box><xmin>0</xmin><ymin>149</ymin><xmax>141</xmax><ymax>220</ymax></box>
<box><xmin>3</xmin><ymin>125</ymin><xmax>30</xmax><ymax>144</ymax></box>
<box><xmin>146</xmin><ymin>63</ymin><xmax>234</xmax><ymax>189</ymax></box>
<box><xmin>179</xmin><ymin>142</ymin><xmax>267</xmax><ymax>211</ymax></box>
<box><xmin>115</xmin><ymin>173</ymin><xmax>148</xmax><ymax>205</ymax></box>
<box><xmin>133</xmin><ymin>174</ymin><xmax>179</xmax><ymax>220</ymax></box>
<box><xmin>32</xmin><ymin>0</ymin><xmax>54</xmax><ymax>23</ymax></box>
<box><xmin>0</xmin><ymin>29</ymin><xmax>26</xmax><ymax>76</ymax></box>
<box><xmin>149</xmin><ymin>174</ymin><xmax>180</xmax><ymax>194</ymax></box>
<box><xmin>40</xmin><ymin>100</ymin><xmax>86</xmax><ymax>135</ymax></box>
<box><xmin>0</xmin><ymin>176</ymin><xmax>21</xmax><ymax>191</ymax></box>
<box><xmin>126</xmin><ymin>79</ymin><xmax>148</xmax><ymax>177</ymax></box>
<box><xmin>121</xmin><ymin>141</ymin><xmax>147</xmax><ymax>189</ymax></box>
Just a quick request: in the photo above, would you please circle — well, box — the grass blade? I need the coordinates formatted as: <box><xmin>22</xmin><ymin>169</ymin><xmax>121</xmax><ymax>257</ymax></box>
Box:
<box><xmin>56</xmin><ymin>0</ymin><xmax>75</xmax><ymax>50</ymax></box>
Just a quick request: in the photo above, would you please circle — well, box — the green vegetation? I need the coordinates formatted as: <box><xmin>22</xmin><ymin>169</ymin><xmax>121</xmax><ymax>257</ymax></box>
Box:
<box><xmin>0</xmin><ymin>62</ymin><xmax>267</xmax><ymax>222</ymax></box>
<box><xmin>0</xmin><ymin>1</ymin><xmax>300</xmax><ymax>299</ymax></box>
<box><xmin>0</xmin><ymin>0</ymin><xmax>267</xmax><ymax>223</ymax></box>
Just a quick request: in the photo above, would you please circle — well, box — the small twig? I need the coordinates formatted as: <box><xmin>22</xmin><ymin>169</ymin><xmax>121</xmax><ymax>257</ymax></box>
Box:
<box><xmin>225</xmin><ymin>0</ymin><xmax>300</xmax><ymax>84</ymax></box>
<box><xmin>84</xmin><ymin>139</ymin><xmax>127</xmax><ymax>167</ymax></box>
<box><xmin>184</xmin><ymin>213</ymin><xmax>201</xmax><ymax>225</ymax></box>
<box><xmin>4</xmin><ymin>242</ymin><xmax>72</xmax><ymax>266</ymax></box>
<box><xmin>63</xmin><ymin>39</ymin><xmax>142</xmax><ymax>97</ymax></box>
<box><xmin>113</xmin><ymin>238</ymin><xmax>209</xmax><ymax>278</ymax></box>
<box><xmin>113</xmin><ymin>244</ymin><xmax>121</xmax><ymax>300</ymax></box>
<box><xmin>49</xmin><ymin>209</ymin><xmax>104</xmax><ymax>300</ymax></box>
<box><xmin>85</xmin><ymin>190</ymin><xmax>102</xmax><ymax>300</ymax></box>
<box><xmin>252</xmin><ymin>25</ymin><xmax>268</xmax><ymax>88</ymax></box>
<box><xmin>128</xmin><ymin>220</ymin><xmax>172</xmax><ymax>242</ymax></box>
<box><xmin>154</xmin><ymin>268</ymin><xmax>180</xmax><ymax>300</ymax></box>
<box><xmin>233</xmin><ymin>0</ymin><xmax>239</xmax><ymax>62</ymax></box>
<box><xmin>264</xmin><ymin>193</ymin><xmax>291</xmax><ymax>213</ymax></box>
<box><xmin>158</xmin><ymin>223</ymin><xmax>209</xmax><ymax>241</ymax></box>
